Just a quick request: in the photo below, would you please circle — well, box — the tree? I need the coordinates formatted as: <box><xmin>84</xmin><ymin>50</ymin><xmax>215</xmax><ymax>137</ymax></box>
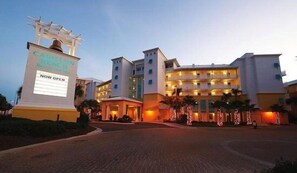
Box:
<box><xmin>0</xmin><ymin>94</ymin><xmax>12</xmax><ymax>115</ymax></box>
<box><xmin>77</xmin><ymin>99</ymin><xmax>101</xmax><ymax>115</ymax></box>
<box><xmin>286</xmin><ymin>97</ymin><xmax>297</xmax><ymax>105</ymax></box>
<box><xmin>74</xmin><ymin>85</ymin><xmax>84</xmax><ymax>100</ymax></box>
<box><xmin>211</xmin><ymin>100</ymin><xmax>225</xmax><ymax>126</ymax></box>
<box><xmin>16</xmin><ymin>86</ymin><xmax>22</xmax><ymax>105</ymax></box>
<box><xmin>270</xmin><ymin>104</ymin><xmax>287</xmax><ymax>125</ymax></box>
<box><xmin>242</xmin><ymin>99</ymin><xmax>257</xmax><ymax>124</ymax></box>
<box><xmin>160</xmin><ymin>96</ymin><xmax>184</xmax><ymax>121</ymax></box>
<box><xmin>231</xmin><ymin>88</ymin><xmax>242</xmax><ymax>101</ymax></box>
<box><xmin>183</xmin><ymin>95</ymin><xmax>197</xmax><ymax>125</ymax></box>
<box><xmin>221</xmin><ymin>93</ymin><xmax>232</xmax><ymax>123</ymax></box>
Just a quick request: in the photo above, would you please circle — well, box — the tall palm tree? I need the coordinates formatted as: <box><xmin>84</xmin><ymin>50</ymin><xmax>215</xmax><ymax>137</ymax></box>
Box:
<box><xmin>75</xmin><ymin>85</ymin><xmax>84</xmax><ymax>100</ymax></box>
<box><xmin>211</xmin><ymin>100</ymin><xmax>224</xmax><ymax>126</ymax></box>
<box><xmin>270</xmin><ymin>104</ymin><xmax>287</xmax><ymax>125</ymax></box>
<box><xmin>16</xmin><ymin>86</ymin><xmax>22</xmax><ymax>105</ymax></box>
<box><xmin>221</xmin><ymin>93</ymin><xmax>232</xmax><ymax>123</ymax></box>
<box><xmin>160</xmin><ymin>96</ymin><xmax>184</xmax><ymax>121</ymax></box>
<box><xmin>183</xmin><ymin>95</ymin><xmax>197</xmax><ymax>125</ymax></box>
<box><xmin>231</xmin><ymin>88</ymin><xmax>242</xmax><ymax>101</ymax></box>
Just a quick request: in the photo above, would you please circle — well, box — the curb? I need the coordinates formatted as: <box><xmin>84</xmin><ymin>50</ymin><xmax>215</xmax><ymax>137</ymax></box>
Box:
<box><xmin>0</xmin><ymin>126</ymin><xmax>102</xmax><ymax>155</ymax></box>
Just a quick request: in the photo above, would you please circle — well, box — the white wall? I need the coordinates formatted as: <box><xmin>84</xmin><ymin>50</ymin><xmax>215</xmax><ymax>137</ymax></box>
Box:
<box><xmin>110</xmin><ymin>57</ymin><xmax>133</xmax><ymax>97</ymax></box>
<box><xmin>253</xmin><ymin>55</ymin><xmax>284</xmax><ymax>93</ymax></box>
<box><xmin>143</xmin><ymin>48</ymin><xmax>167</xmax><ymax>95</ymax></box>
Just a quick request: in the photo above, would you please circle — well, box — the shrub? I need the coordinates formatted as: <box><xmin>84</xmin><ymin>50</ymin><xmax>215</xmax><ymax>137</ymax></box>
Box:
<box><xmin>118</xmin><ymin>115</ymin><xmax>132</xmax><ymax>123</ymax></box>
<box><xmin>77</xmin><ymin>113</ymin><xmax>89</xmax><ymax>124</ymax></box>
<box><xmin>261</xmin><ymin>158</ymin><xmax>297</xmax><ymax>173</ymax></box>
<box><xmin>0</xmin><ymin>118</ymin><xmax>88</xmax><ymax>137</ymax></box>
<box><xmin>178</xmin><ymin>114</ymin><xmax>187</xmax><ymax>124</ymax></box>
<box><xmin>0</xmin><ymin>120</ymin><xmax>66</xmax><ymax>137</ymax></box>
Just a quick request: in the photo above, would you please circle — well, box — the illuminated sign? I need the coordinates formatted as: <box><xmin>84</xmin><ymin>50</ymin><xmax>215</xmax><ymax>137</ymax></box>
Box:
<box><xmin>33</xmin><ymin>70</ymin><xmax>69</xmax><ymax>97</ymax></box>
<box><xmin>33</xmin><ymin>51</ymin><xmax>74</xmax><ymax>74</ymax></box>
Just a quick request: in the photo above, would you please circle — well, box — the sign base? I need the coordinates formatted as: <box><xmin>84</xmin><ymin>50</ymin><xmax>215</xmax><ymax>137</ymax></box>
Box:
<box><xmin>12</xmin><ymin>106</ymin><xmax>79</xmax><ymax>122</ymax></box>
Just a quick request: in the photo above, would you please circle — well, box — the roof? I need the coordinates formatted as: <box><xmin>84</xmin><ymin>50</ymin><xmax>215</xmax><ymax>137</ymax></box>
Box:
<box><xmin>101</xmin><ymin>97</ymin><xmax>143</xmax><ymax>104</ymax></box>
<box><xmin>97</xmin><ymin>80</ymin><xmax>111</xmax><ymax>87</ymax></box>
<box><xmin>143</xmin><ymin>47</ymin><xmax>167</xmax><ymax>60</ymax></box>
<box><xmin>165</xmin><ymin>58</ymin><xmax>180</xmax><ymax>67</ymax></box>
<box><xmin>284</xmin><ymin>79</ymin><xmax>297</xmax><ymax>86</ymax></box>
<box><xmin>111</xmin><ymin>56</ymin><xmax>133</xmax><ymax>64</ymax></box>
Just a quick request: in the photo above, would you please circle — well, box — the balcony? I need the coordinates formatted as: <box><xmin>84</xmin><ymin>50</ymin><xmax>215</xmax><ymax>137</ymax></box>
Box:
<box><xmin>180</xmin><ymin>84</ymin><xmax>238</xmax><ymax>91</ymax></box>
<box><xmin>166</xmin><ymin>74</ymin><xmax>237</xmax><ymax>81</ymax></box>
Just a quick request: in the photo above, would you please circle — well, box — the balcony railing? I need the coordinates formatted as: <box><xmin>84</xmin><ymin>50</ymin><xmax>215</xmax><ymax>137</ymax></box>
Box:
<box><xmin>179</xmin><ymin>84</ymin><xmax>238</xmax><ymax>90</ymax></box>
<box><xmin>166</xmin><ymin>74</ymin><xmax>237</xmax><ymax>81</ymax></box>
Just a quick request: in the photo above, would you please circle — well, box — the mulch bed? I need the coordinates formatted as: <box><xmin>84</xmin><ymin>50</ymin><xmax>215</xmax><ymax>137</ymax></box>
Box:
<box><xmin>0</xmin><ymin>126</ymin><xmax>96</xmax><ymax>151</ymax></box>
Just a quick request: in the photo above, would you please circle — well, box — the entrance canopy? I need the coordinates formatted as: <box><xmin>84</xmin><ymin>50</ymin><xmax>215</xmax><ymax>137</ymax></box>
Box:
<box><xmin>101</xmin><ymin>97</ymin><xmax>143</xmax><ymax>121</ymax></box>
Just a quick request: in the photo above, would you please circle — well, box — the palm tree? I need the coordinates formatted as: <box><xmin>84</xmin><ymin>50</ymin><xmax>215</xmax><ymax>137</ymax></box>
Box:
<box><xmin>160</xmin><ymin>96</ymin><xmax>184</xmax><ymax>121</ymax></box>
<box><xmin>231</xmin><ymin>88</ymin><xmax>242</xmax><ymax>101</ymax></box>
<box><xmin>75</xmin><ymin>85</ymin><xmax>84</xmax><ymax>100</ymax></box>
<box><xmin>270</xmin><ymin>104</ymin><xmax>287</xmax><ymax>125</ymax></box>
<box><xmin>242</xmin><ymin>99</ymin><xmax>257</xmax><ymax>125</ymax></box>
<box><xmin>211</xmin><ymin>100</ymin><xmax>224</xmax><ymax>126</ymax></box>
<box><xmin>16</xmin><ymin>86</ymin><xmax>22</xmax><ymax>105</ymax></box>
<box><xmin>221</xmin><ymin>93</ymin><xmax>232</xmax><ymax>123</ymax></box>
<box><xmin>183</xmin><ymin>95</ymin><xmax>197</xmax><ymax>125</ymax></box>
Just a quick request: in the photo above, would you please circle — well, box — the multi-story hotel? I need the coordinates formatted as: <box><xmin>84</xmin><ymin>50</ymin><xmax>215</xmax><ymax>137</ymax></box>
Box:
<box><xmin>97</xmin><ymin>48</ymin><xmax>287</xmax><ymax>124</ymax></box>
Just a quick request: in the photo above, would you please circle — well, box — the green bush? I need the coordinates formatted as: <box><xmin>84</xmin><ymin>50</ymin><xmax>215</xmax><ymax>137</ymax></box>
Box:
<box><xmin>191</xmin><ymin>121</ymin><xmax>217</xmax><ymax>127</ymax></box>
<box><xmin>118</xmin><ymin>115</ymin><xmax>132</xmax><ymax>123</ymax></box>
<box><xmin>261</xmin><ymin>159</ymin><xmax>297</xmax><ymax>173</ymax></box>
<box><xmin>77</xmin><ymin>113</ymin><xmax>89</xmax><ymax>124</ymax></box>
<box><xmin>0</xmin><ymin>118</ymin><xmax>88</xmax><ymax>137</ymax></box>
<box><xmin>178</xmin><ymin>114</ymin><xmax>187</xmax><ymax>123</ymax></box>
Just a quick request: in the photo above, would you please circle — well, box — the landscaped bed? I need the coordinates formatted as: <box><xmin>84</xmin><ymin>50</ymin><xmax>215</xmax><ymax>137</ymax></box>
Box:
<box><xmin>0</xmin><ymin>116</ymin><xmax>95</xmax><ymax>151</ymax></box>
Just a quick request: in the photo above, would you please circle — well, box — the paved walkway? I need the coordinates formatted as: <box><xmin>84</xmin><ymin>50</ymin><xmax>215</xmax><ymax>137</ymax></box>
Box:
<box><xmin>0</xmin><ymin>123</ymin><xmax>296</xmax><ymax>173</ymax></box>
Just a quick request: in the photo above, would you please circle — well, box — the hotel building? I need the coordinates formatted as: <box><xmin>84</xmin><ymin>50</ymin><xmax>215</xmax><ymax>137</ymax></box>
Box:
<box><xmin>97</xmin><ymin>48</ymin><xmax>288</xmax><ymax>124</ymax></box>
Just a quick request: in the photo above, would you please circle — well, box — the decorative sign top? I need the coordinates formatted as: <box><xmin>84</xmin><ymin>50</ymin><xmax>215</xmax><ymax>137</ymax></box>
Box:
<box><xmin>28</xmin><ymin>16</ymin><xmax>81</xmax><ymax>56</ymax></box>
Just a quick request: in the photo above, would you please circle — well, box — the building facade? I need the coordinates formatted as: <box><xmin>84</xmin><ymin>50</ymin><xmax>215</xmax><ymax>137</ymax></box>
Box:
<box><xmin>98</xmin><ymin>48</ymin><xmax>288</xmax><ymax>124</ymax></box>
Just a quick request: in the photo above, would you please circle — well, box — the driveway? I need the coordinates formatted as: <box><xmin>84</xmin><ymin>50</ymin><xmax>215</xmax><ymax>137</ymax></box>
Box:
<box><xmin>0</xmin><ymin>123</ymin><xmax>296</xmax><ymax>173</ymax></box>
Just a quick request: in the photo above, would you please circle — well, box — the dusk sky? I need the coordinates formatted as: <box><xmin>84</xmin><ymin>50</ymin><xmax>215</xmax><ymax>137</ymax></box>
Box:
<box><xmin>0</xmin><ymin>0</ymin><xmax>296</xmax><ymax>102</ymax></box>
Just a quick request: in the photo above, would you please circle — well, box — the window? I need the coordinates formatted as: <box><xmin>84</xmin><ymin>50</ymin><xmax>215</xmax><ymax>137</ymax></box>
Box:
<box><xmin>208</xmin><ymin>93</ymin><xmax>212</xmax><ymax>96</ymax></box>
<box><xmin>208</xmin><ymin>83</ymin><xmax>211</xmax><ymax>86</ymax></box>
<box><xmin>275</xmin><ymin>74</ymin><xmax>281</xmax><ymax>80</ymax></box>
<box><xmin>274</xmin><ymin>63</ymin><xmax>280</xmax><ymax>68</ymax></box>
<box><xmin>132</xmin><ymin>70</ymin><xmax>135</xmax><ymax>75</ymax></box>
<box><xmin>114</xmin><ymin>75</ymin><xmax>118</xmax><ymax>79</ymax></box>
<box><xmin>148</xmin><ymin>59</ymin><xmax>153</xmax><ymax>64</ymax></box>
<box><xmin>115</xmin><ymin>66</ymin><xmax>118</xmax><ymax>71</ymax></box>
<box><xmin>154</xmin><ymin>52</ymin><xmax>156</xmax><ymax>55</ymax></box>
<box><xmin>114</xmin><ymin>84</ymin><xmax>118</xmax><ymax>89</ymax></box>
<box><xmin>150</xmin><ymin>53</ymin><xmax>152</xmax><ymax>55</ymax></box>
<box><xmin>146</xmin><ymin>53</ymin><xmax>148</xmax><ymax>56</ymax></box>
<box><xmin>148</xmin><ymin>80</ymin><xmax>153</xmax><ymax>85</ymax></box>
<box><xmin>197</xmin><ymin>83</ymin><xmax>201</xmax><ymax>87</ymax></box>
<box><xmin>148</xmin><ymin>69</ymin><xmax>153</xmax><ymax>74</ymax></box>
<box><xmin>228</xmin><ymin>82</ymin><xmax>231</xmax><ymax>86</ymax></box>
<box><xmin>207</xmin><ymin>73</ymin><xmax>211</xmax><ymax>76</ymax></box>
<box><xmin>198</xmin><ymin>93</ymin><xmax>201</xmax><ymax>96</ymax></box>
<box><xmin>197</xmin><ymin>73</ymin><xmax>200</xmax><ymax>76</ymax></box>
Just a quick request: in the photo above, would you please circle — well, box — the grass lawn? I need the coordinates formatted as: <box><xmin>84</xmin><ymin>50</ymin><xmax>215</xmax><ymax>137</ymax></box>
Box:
<box><xmin>0</xmin><ymin>116</ymin><xmax>96</xmax><ymax>151</ymax></box>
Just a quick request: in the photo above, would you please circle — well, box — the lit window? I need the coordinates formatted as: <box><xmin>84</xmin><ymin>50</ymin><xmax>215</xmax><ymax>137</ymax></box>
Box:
<box><xmin>148</xmin><ymin>69</ymin><xmax>153</xmax><ymax>74</ymax></box>
<box><xmin>148</xmin><ymin>80</ymin><xmax>153</xmax><ymax>85</ymax></box>
<box><xmin>149</xmin><ymin>59</ymin><xmax>153</xmax><ymax>64</ymax></box>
